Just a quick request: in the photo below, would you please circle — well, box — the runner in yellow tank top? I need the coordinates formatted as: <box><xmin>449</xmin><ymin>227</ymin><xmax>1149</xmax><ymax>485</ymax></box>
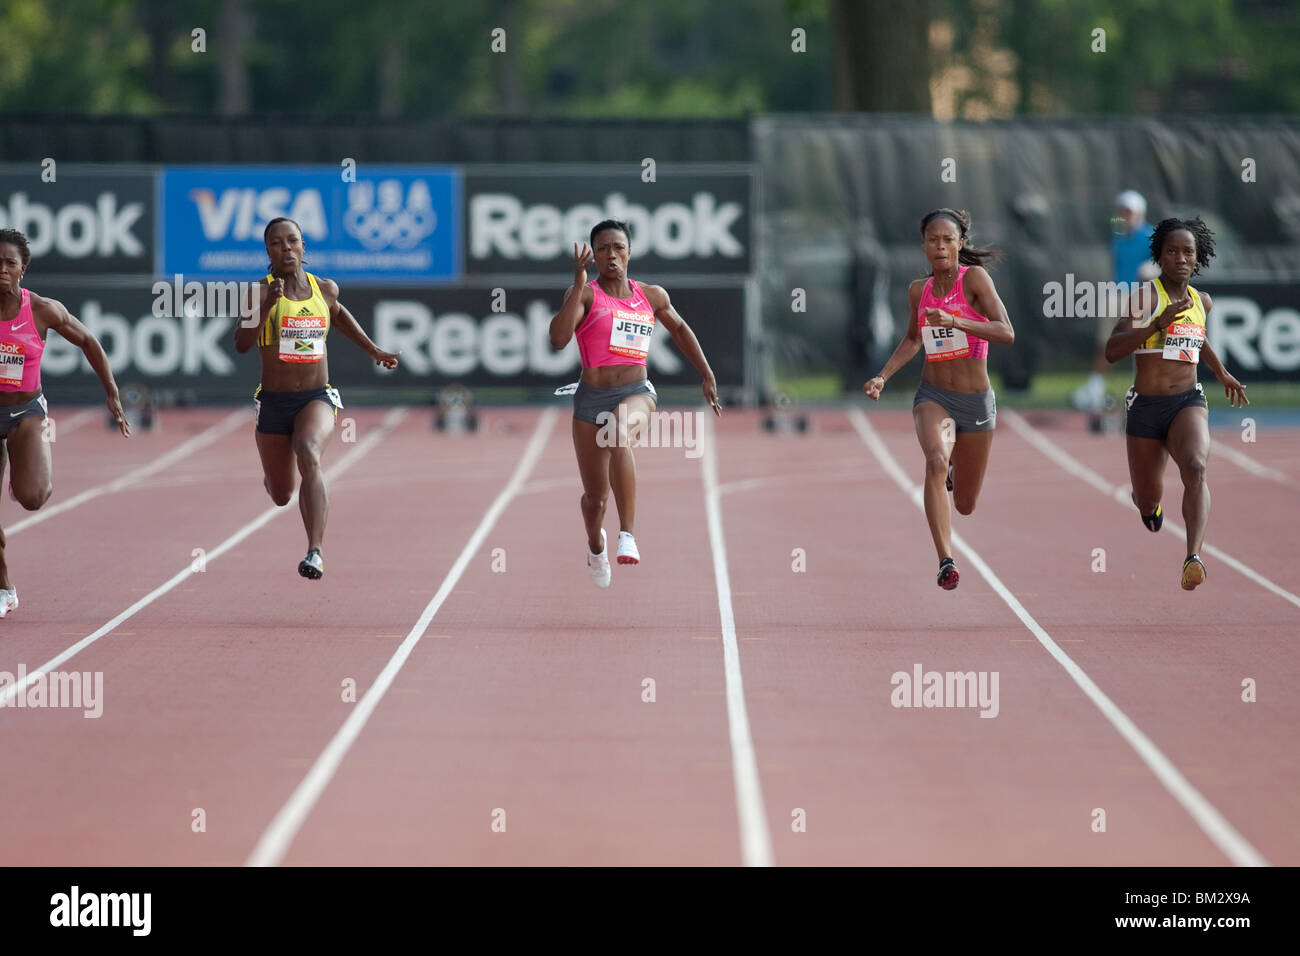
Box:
<box><xmin>1104</xmin><ymin>217</ymin><xmax>1249</xmax><ymax>591</ymax></box>
<box><xmin>234</xmin><ymin>217</ymin><xmax>401</xmax><ymax>580</ymax></box>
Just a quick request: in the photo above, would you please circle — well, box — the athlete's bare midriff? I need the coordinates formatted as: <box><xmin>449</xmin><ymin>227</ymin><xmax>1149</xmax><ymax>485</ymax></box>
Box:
<box><xmin>1133</xmin><ymin>352</ymin><xmax>1198</xmax><ymax>396</ymax></box>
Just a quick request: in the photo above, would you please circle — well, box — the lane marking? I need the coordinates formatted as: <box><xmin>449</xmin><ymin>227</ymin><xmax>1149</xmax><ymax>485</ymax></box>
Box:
<box><xmin>245</xmin><ymin>407</ymin><xmax>557</xmax><ymax>867</ymax></box>
<box><xmin>700</xmin><ymin>413</ymin><xmax>775</xmax><ymax>867</ymax></box>
<box><xmin>8</xmin><ymin>409</ymin><xmax>250</xmax><ymax>536</ymax></box>
<box><xmin>1211</xmin><ymin>438</ymin><xmax>1300</xmax><ymax>492</ymax></box>
<box><xmin>1002</xmin><ymin>410</ymin><xmax>1300</xmax><ymax>611</ymax></box>
<box><xmin>848</xmin><ymin>406</ymin><xmax>1268</xmax><ymax>867</ymax></box>
<box><xmin>50</xmin><ymin>408</ymin><xmax>101</xmax><ymax>435</ymax></box>
<box><xmin>0</xmin><ymin>409</ymin><xmax>408</xmax><ymax>709</ymax></box>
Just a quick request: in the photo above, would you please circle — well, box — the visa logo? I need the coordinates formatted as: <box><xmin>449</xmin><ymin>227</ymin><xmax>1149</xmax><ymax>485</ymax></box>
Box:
<box><xmin>188</xmin><ymin>188</ymin><xmax>328</xmax><ymax>242</ymax></box>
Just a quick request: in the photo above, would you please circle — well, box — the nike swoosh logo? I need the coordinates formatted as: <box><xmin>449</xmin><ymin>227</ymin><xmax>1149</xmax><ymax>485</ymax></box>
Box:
<box><xmin>976</xmin><ymin>417</ymin><xmax>991</xmax><ymax>425</ymax></box>
<box><xmin>10</xmin><ymin>322</ymin><xmax>26</xmax><ymax>331</ymax></box>
<box><xmin>9</xmin><ymin>410</ymin><xmax>25</xmax><ymax>417</ymax></box>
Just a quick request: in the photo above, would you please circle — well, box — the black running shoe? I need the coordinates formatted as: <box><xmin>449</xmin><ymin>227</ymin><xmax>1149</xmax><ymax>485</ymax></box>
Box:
<box><xmin>937</xmin><ymin>557</ymin><xmax>959</xmax><ymax>590</ymax></box>
<box><xmin>1141</xmin><ymin>504</ymin><xmax>1163</xmax><ymax>533</ymax></box>
<box><xmin>298</xmin><ymin>548</ymin><xmax>324</xmax><ymax>580</ymax></box>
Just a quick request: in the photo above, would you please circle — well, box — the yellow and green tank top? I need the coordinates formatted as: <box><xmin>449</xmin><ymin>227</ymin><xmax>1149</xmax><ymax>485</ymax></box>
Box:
<box><xmin>259</xmin><ymin>272</ymin><xmax>330</xmax><ymax>363</ymax></box>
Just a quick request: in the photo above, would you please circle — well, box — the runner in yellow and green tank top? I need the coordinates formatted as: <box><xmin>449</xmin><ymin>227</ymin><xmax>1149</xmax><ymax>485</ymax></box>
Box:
<box><xmin>1104</xmin><ymin>217</ymin><xmax>1249</xmax><ymax>591</ymax></box>
<box><xmin>233</xmin><ymin>217</ymin><xmax>401</xmax><ymax>580</ymax></box>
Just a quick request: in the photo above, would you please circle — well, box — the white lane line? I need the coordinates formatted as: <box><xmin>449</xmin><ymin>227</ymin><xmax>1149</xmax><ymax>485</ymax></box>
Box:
<box><xmin>848</xmin><ymin>407</ymin><xmax>1268</xmax><ymax>867</ymax></box>
<box><xmin>0</xmin><ymin>409</ymin><xmax>408</xmax><ymax>710</ymax></box>
<box><xmin>1212</xmin><ymin>439</ymin><xmax>1300</xmax><ymax>492</ymax></box>
<box><xmin>8</xmin><ymin>409</ymin><xmax>250</xmax><ymax>536</ymax></box>
<box><xmin>1002</xmin><ymin>409</ymin><xmax>1300</xmax><ymax>611</ymax></box>
<box><xmin>51</xmin><ymin>408</ymin><xmax>101</xmax><ymax>435</ymax></box>
<box><xmin>700</xmin><ymin>414</ymin><xmax>774</xmax><ymax>867</ymax></box>
<box><xmin>245</xmin><ymin>407</ymin><xmax>558</xmax><ymax>867</ymax></box>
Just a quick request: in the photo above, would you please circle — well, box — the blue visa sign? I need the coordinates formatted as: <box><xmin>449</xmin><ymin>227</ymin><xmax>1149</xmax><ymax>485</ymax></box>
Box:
<box><xmin>160</xmin><ymin>166</ymin><xmax>460</xmax><ymax>283</ymax></box>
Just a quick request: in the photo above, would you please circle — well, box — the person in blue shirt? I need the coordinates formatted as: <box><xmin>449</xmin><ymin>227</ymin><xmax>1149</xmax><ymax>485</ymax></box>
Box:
<box><xmin>1074</xmin><ymin>191</ymin><xmax>1157</xmax><ymax>411</ymax></box>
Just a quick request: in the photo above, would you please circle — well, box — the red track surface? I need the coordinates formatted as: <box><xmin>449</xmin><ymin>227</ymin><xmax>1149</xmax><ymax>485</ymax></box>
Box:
<box><xmin>1</xmin><ymin>404</ymin><xmax>1295</xmax><ymax>865</ymax></box>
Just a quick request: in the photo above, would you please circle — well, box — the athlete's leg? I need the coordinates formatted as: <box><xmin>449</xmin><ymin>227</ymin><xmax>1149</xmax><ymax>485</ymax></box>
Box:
<box><xmin>607</xmin><ymin>393</ymin><xmax>655</xmax><ymax>536</ymax></box>
<box><xmin>290</xmin><ymin>401</ymin><xmax>336</xmax><ymax>552</ymax></box>
<box><xmin>573</xmin><ymin>418</ymin><xmax>612</xmax><ymax>554</ymax></box>
<box><xmin>256</xmin><ymin>430</ymin><xmax>296</xmax><ymax>506</ymax></box>
<box><xmin>1166</xmin><ymin>403</ymin><xmax>1211</xmax><ymax>556</ymax></box>
<box><xmin>1126</xmin><ymin>434</ymin><xmax>1168</xmax><ymax>519</ymax></box>
<box><xmin>0</xmin><ymin>438</ymin><xmax>10</xmax><ymax>591</ymax></box>
<box><xmin>6</xmin><ymin>416</ymin><xmax>53</xmax><ymax>512</ymax></box>
<box><xmin>914</xmin><ymin>401</ymin><xmax>956</xmax><ymax>561</ymax></box>
<box><xmin>949</xmin><ymin>429</ymin><xmax>995</xmax><ymax>516</ymax></box>
<box><xmin>0</xmin><ymin>418</ymin><xmax>52</xmax><ymax>598</ymax></box>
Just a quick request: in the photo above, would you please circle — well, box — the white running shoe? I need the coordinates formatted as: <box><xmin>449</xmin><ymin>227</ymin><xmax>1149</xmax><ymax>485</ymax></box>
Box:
<box><xmin>587</xmin><ymin>529</ymin><xmax>611</xmax><ymax>588</ymax></box>
<box><xmin>298</xmin><ymin>549</ymin><xmax>324</xmax><ymax>580</ymax></box>
<box><xmin>1072</xmin><ymin>375</ymin><xmax>1106</xmax><ymax>413</ymax></box>
<box><xmin>0</xmin><ymin>588</ymin><xmax>18</xmax><ymax>619</ymax></box>
<box><xmin>616</xmin><ymin>531</ymin><xmax>640</xmax><ymax>565</ymax></box>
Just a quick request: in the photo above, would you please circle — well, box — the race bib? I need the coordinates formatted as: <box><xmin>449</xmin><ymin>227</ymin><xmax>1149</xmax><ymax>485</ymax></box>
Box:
<box><xmin>921</xmin><ymin>311</ymin><xmax>970</xmax><ymax>362</ymax></box>
<box><xmin>0</xmin><ymin>341</ymin><xmax>25</xmax><ymax>388</ymax></box>
<box><xmin>279</xmin><ymin>314</ymin><xmax>327</xmax><ymax>363</ymax></box>
<box><xmin>1162</xmin><ymin>322</ymin><xmax>1205</xmax><ymax>363</ymax></box>
<box><xmin>609</xmin><ymin>309</ymin><xmax>655</xmax><ymax>360</ymax></box>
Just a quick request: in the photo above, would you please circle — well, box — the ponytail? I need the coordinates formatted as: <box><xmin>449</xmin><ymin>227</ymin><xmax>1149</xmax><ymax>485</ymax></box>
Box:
<box><xmin>919</xmin><ymin>208</ymin><xmax>1005</xmax><ymax>271</ymax></box>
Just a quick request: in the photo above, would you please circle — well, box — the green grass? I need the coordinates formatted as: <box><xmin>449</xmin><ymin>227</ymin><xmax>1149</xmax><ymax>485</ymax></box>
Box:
<box><xmin>771</xmin><ymin>370</ymin><xmax>1300</xmax><ymax>409</ymax></box>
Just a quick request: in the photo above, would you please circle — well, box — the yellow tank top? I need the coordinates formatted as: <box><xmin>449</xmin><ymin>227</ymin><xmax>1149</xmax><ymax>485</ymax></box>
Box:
<box><xmin>1136</xmin><ymin>277</ymin><xmax>1206</xmax><ymax>355</ymax></box>
<box><xmin>258</xmin><ymin>272</ymin><xmax>331</xmax><ymax>363</ymax></box>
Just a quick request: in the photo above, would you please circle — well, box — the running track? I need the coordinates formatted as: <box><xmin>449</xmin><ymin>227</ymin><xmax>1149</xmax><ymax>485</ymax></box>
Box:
<box><xmin>0</xmin><ymin>403</ymin><xmax>1296</xmax><ymax>865</ymax></box>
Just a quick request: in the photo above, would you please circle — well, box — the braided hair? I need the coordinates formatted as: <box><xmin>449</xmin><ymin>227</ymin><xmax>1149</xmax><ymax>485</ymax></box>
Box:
<box><xmin>1149</xmin><ymin>217</ymin><xmax>1215</xmax><ymax>275</ymax></box>
<box><xmin>918</xmin><ymin>208</ymin><xmax>1005</xmax><ymax>273</ymax></box>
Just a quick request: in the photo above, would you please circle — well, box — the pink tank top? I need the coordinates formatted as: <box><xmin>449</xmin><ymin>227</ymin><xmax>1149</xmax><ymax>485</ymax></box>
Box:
<box><xmin>0</xmin><ymin>289</ymin><xmax>45</xmax><ymax>392</ymax></box>
<box><xmin>575</xmin><ymin>279</ymin><xmax>655</xmax><ymax>368</ymax></box>
<box><xmin>917</xmin><ymin>266</ymin><xmax>990</xmax><ymax>362</ymax></box>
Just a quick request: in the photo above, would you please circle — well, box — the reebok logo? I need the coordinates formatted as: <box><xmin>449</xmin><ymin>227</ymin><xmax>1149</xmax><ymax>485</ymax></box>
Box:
<box><xmin>0</xmin><ymin>192</ymin><xmax>144</xmax><ymax>260</ymax></box>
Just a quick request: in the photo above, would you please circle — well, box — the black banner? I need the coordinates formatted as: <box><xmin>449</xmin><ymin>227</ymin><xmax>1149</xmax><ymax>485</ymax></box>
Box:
<box><xmin>34</xmin><ymin>280</ymin><xmax>745</xmax><ymax>402</ymax></box>
<box><xmin>464</xmin><ymin>168</ymin><xmax>753</xmax><ymax>275</ymax></box>
<box><xmin>0</xmin><ymin>167</ymin><xmax>155</xmax><ymax>274</ymax></box>
<box><xmin>1197</xmin><ymin>282</ymin><xmax>1300</xmax><ymax>382</ymax></box>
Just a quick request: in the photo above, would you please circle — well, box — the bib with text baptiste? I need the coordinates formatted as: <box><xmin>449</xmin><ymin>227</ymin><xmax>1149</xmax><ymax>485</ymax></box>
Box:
<box><xmin>921</xmin><ymin>311</ymin><xmax>970</xmax><ymax>362</ymax></box>
<box><xmin>279</xmin><ymin>311</ymin><xmax>327</xmax><ymax>363</ymax></box>
<box><xmin>609</xmin><ymin>308</ymin><xmax>655</xmax><ymax>361</ymax></box>
<box><xmin>1162</xmin><ymin>322</ymin><xmax>1205</xmax><ymax>363</ymax></box>
<box><xmin>0</xmin><ymin>342</ymin><xmax>25</xmax><ymax>388</ymax></box>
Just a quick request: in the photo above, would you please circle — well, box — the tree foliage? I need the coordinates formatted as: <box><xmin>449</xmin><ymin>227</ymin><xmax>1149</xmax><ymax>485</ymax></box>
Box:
<box><xmin>0</xmin><ymin>0</ymin><xmax>1294</xmax><ymax>116</ymax></box>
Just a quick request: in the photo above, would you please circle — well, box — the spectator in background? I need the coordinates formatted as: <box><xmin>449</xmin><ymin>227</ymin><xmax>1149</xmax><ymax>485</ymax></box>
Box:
<box><xmin>1074</xmin><ymin>191</ymin><xmax>1157</xmax><ymax>411</ymax></box>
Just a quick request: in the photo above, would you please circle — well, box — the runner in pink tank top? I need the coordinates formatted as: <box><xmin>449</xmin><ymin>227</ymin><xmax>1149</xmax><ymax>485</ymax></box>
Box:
<box><xmin>862</xmin><ymin>209</ymin><xmax>1016</xmax><ymax>590</ymax></box>
<box><xmin>0</xmin><ymin>228</ymin><xmax>131</xmax><ymax>618</ymax></box>
<box><xmin>549</xmin><ymin>219</ymin><xmax>722</xmax><ymax>586</ymax></box>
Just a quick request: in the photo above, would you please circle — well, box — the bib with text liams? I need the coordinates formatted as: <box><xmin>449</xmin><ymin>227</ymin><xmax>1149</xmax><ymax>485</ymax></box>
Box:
<box><xmin>609</xmin><ymin>309</ymin><xmax>655</xmax><ymax>361</ymax></box>
<box><xmin>0</xmin><ymin>342</ymin><xmax>25</xmax><ymax>388</ymax></box>
<box><xmin>1162</xmin><ymin>322</ymin><xmax>1205</xmax><ymax>363</ymax></box>
<box><xmin>921</xmin><ymin>311</ymin><xmax>970</xmax><ymax>362</ymax></box>
<box><xmin>279</xmin><ymin>314</ymin><xmax>327</xmax><ymax>363</ymax></box>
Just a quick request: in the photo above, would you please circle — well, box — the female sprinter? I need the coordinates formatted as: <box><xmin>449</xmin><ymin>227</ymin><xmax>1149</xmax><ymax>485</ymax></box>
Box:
<box><xmin>1104</xmin><ymin>217</ymin><xmax>1248</xmax><ymax>591</ymax></box>
<box><xmin>550</xmin><ymin>219</ymin><xmax>721</xmax><ymax>588</ymax></box>
<box><xmin>0</xmin><ymin>227</ymin><xmax>131</xmax><ymax>618</ymax></box>
<box><xmin>863</xmin><ymin>209</ymin><xmax>1014</xmax><ymax>590</ymax></box>
<box><xmin>234</xmin><ymin>217</ymin><xmax>399</xmax><ymax>580</ymax></box>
